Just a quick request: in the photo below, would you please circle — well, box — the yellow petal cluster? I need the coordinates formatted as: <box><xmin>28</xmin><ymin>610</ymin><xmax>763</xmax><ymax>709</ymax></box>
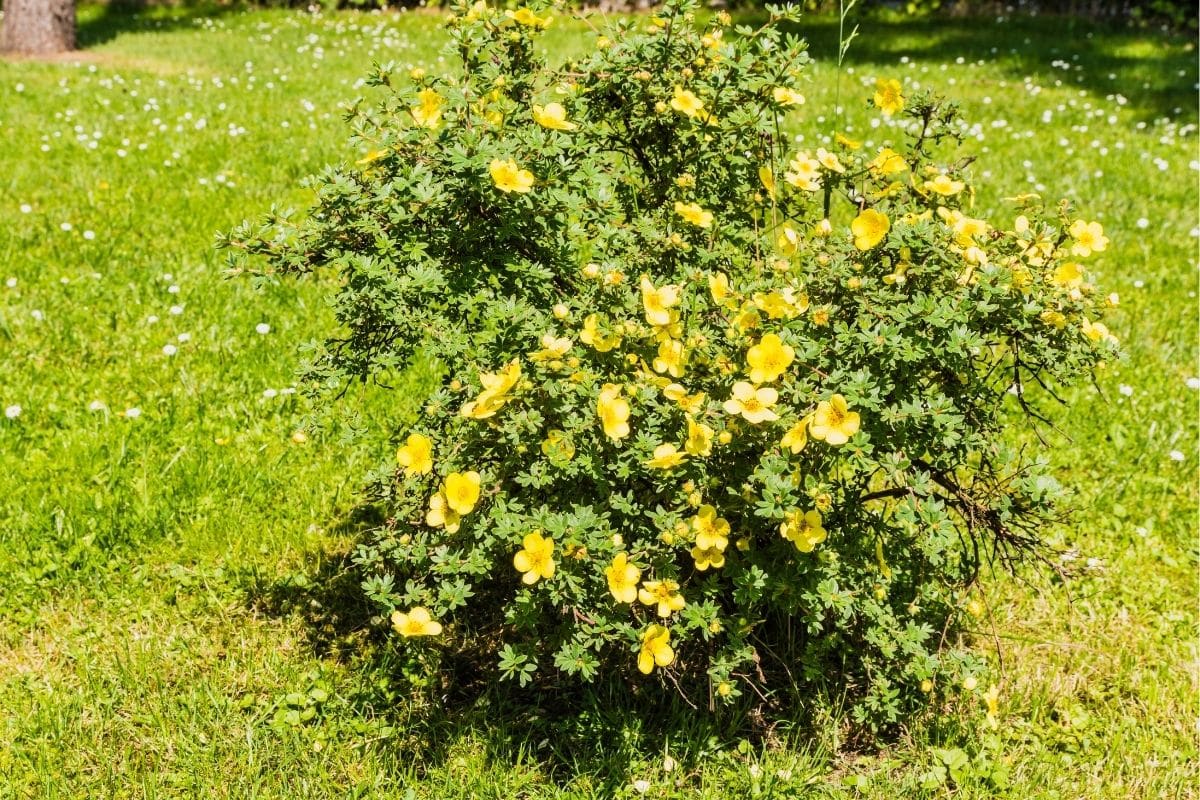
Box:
<box><xmin>513</xmin><ymin>530</ymin><xmax>556</xmax><ymax>584</ymax></box>
<box><xmin>391</xmin><ymin>607</ymin><xmax>443</xmax><ymax>637</ymax></box>
<box><xmin>723</xmin><ymin>381</ymin><xmax>778</xmax><ymax>424</ymax></box>
<box><xmin>852</xmin><ymin>209</ymin><xmax>890</xmax><ymax>251</ymax></box>
<box><xmin>809</xmin><ymin>394</ymin><xmax>861</xmax><ymax>445</ymax></box>
<box><xmin>670</xmin><ymin>85</ymin><xmax>704</xmax><ymax>117</ymax></box>
<box><xmin>780</xmin><ymin>509</ymin><xmax>827</xmax><ymax>552</ymax></box>
<box><xmin>745</xmin><ymin>333</ymin><xmax>794</xmax><ymax>384</ymax></box>
<box><xmin>461</xmin><ymin>360</ymin><xmax>522</xmax><ymax>418</ymax></box>
<box><xmin>640</xmin><ymin>275</ymin><xmax>682</xmax><ymax>327</ymax></box>
<box><xmin>532</xmin><ymin>102</ymin><xmax>575</xmax><ymax>131</ymax></box>
<box><xmin>873</xmin><ymin>78</ymin><xmax>905</xmax><ymax>116</ymax></box>
<box><xmin>638</xmin><ymin>624</ymin><xmax>675</xmax><ymax>674</ymax></box>
<box><xmin>597</xmin><ymin>383</ymin><xmax>631</xmax><ymax>439</ymax></box>
<box><xmin>606</xmin><ymin>552</ymin><xmax>641</xmax><ymax>603</ymax></box>
<box><xmin>411</xmin><ymin>89</ymin><xmax>445</xmax><ymax>128</ymax></box>
<box><xmin>639</xmin><ymin>579</ymin><xmax>686</xmax><ymax>617</ymax></box>
<box><xmin>489</xmin><ymin>159</ymin><xmax>535</xmax><ymax>193</ymax></box>
<box><xmin>396</xmin><ymin>432</ymin><xmax>434</xmax><ymax>475</ymax></box>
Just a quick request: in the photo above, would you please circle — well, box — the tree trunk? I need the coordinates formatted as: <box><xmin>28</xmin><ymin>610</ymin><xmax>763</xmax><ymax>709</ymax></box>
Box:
<box><xmin>1</xmin><ymin>0</ymin><xmax>75</xmax><ymax>56</ymax></box>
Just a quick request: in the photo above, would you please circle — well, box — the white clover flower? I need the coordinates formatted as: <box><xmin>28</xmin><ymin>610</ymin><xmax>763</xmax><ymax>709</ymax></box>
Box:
<box><xmin>1168</xmin><ymin>450</ymin><xmax>1185</xmax><ymax>462</ymax></box>
<box><xmin>88</xmin><ymin>400</ymin><xmax>107</xmax><ymax>412</ymax></box>
<box><xmin>5</xmin><ymin>405</ymin><xmax>21</xmax><ymax>419</ymax></box>
<box><xmin>124</xmin><ymin>407</ymin><xmax>142</xmax><ymax>419</ymax></box>
<box><xmin>163</xmin><ymin>344</ymin><xmax>177</xmax><ymax>356</ymax></box>
<box><xmin>1118</xmin><ymin>384</ymin><xmax>1133</xmax><ymax>397</ymax></box>
<box><xmin>1186</xmin><ymin>377</ymin><xmax>1200</xmax><ymax>390</ymax></box>
<box><xmin>256</xmin><ymin>323</ymin><xmax>271</xmax><ymax>335</ymax></box>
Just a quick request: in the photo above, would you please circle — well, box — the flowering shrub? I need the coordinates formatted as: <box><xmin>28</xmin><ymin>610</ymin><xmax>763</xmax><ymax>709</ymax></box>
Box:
<box><xmin>224</xmin><ymin>0</ymin><xmax>1116</xmax><ymax>727</ymax></box>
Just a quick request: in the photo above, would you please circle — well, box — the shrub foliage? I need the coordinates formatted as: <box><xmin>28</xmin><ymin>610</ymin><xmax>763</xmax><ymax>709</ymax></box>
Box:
<box><xmin>224</xmin><ymin>0</ymin><xmax>1116</xmax><ymax>727</ymax></box>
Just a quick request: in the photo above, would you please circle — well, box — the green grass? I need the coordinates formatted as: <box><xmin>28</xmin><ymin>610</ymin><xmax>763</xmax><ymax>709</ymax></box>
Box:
<box><xmin>0</xmin><ymin>4</ymin><xmax>1196</xmax><ymax>797</ymax></box>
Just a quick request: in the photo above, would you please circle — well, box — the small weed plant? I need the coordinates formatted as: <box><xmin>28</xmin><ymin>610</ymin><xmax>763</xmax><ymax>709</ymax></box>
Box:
<box><xmin>225</xmin><ymin>0</ymin><xmax>1116</xmax><ymax>728</ymax></box>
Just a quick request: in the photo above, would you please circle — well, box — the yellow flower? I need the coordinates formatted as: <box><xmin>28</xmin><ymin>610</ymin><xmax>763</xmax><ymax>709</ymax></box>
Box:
<box><xmin>809</xmin><ymin>394</ymin><xmax>861</xmax><ymax>445</ymax></box>
<box><xmin>530</xmin><ymin>333</ymin><xmax>572</xmax><ymax>363</ymax></box>
<box><xmin>816</xmin><ymin>147</ymin><xmax>845</xmax><ymax>174</ymax></box>
<box><xmin>639</xmin><ymin>579</ymin><xmax>686</xmax><ymax>617</ymax></box>
<box><xmin>506</xmin><ymin>7</ymin><xmax>552</xmax><ymax>28</ymax></box>
<box><xmin>653</xmin><ymin>338</ymin><xmax>687</xmax><ymax>378</ymax></box>
<box><xmin>685</xmin><ymin>416</ymin><xmax>714</xmax><ymax>457</ymax></box>
<box><xmin>664</xmin><ymin>383</ymin><xmax>706</xmax><ymax>415</ymax></box>
<box><xmin>693</xmin><ymin>505</ymin><xmax>730</xmax><ymax>551</ymax></box>
<box><xmin>444</xmin><ymin>471</ymin><xmax>482</xmax><ymax>515</ymax></box>
<box><xmin>1081</xmin><ymin>318</ymin><xmax>1118</xmax><ymax>345</ymax></box>
<box><xmin>637</xmin><ymin>624</ymin><xmax>675</xmax><ymax>673</ymax></box>
<box><xmin>606</xmin><ymin>552</ymin><xmax>641</xmax><ymax>603</ymax></box>
<box><xmin>723</xmin><ymin>381</ymin><xmax>779</xmax><ymax>424</ymax></box>
<box><xmin>598</xmin><ymin>383</ymin><xmax>631</xmax><ymax>440</ymax></box>
<box><xmin>868</xmin><ymin>147</ymin><xmax>907</xmax><ymax>177</ymax></box>
<box><xmin>640</xmin><ymin>275</ymin><xmax>682</xmax><ymax>327</ymax></box>
<box><xmin>463</xmin><ymin>0</ymin><xmax>487</xmax><ymax>21</ymax></box>
<box><xmin>396</xmin><ymin>433</ymin><xmax>434</xmax><ymax>475</ymax></box>
<box><xmin>708</xmin><ymin>271</ymin><xmax>732</xmax><ymax>303</ymax></box>
<box><xmin>984</xmin><ymin>684</ymin><xmax>1001</xmax><ymax>728</ymax></box>
<box><xmin>489</xmin><ymin>158</ymin><xmax>535</xmax><ymax>193</ymax></box>
<box><xmin>1068</xmin><ymin>219</ymin><xmax>1108</xmax><ymax>257</ymax></box>
<box><xmin>580</xmin><ymin>313</ymin><xmax>622</xmax><ymax>352</ymax></box>
<box><xmin>1051</xmin><ymin>261</ymin><xmax>1085</xmax><ymax>288</ymax></box>
<box><xmin>461</xmin><ymin>360</ymin><xmax>522</xmax><ymax>418</ymax></box>
<box><xmin>784</xmin><ymin>152</ymin><xmax>822</xmax><ymax>192</ymax></box>
<box><xmin>411</xmin><ymin>88</ymin><xmax>445</xmax><ymax>128</ymax></box>
<box><xmin>873</xmin><ymin>78</ymin><xmax>905</xmax><ymax>116</ymax></box>
<box><xmin>780</xmin><ymin>415</ymin><xmax>811</xmax><ymax>454</ymax></box>
<box><xmin>835</xmin><ymin>132</ymin><xmax>862</xmax><ymax>150</ymax></box>
<box><xmin>746</xmin><ymin>333</ymin><xmax>795</xmax><ymax>384</ymax></box>
<box><xmin>532</xmin><ymin>102</ymin><xmax>576</xmax><ymax>131</ymax></box>
<box><xmin>670</xmin><ymin>85</ymin><xmax>704</xmax><ymax>117</ymax></box>
<box><xmin>754</xmin><ymin>289</ymin><xmax>807</xmax><ymax>320</ymax></box>
<box><xmin>851</xmin><ymin>209</ymin><xmax>890</xmax><ymax>251</ymax></box>
<box><xmin>513</xmin><ymin>530</ymin><xmax>556</xmax><ymax>584</ymax></box>
<box><xmin>357</xmin><ymin>148</ymin><xmax>388</xmax><ymax>166</ymax></box>
<box><xmin>780</xmin><ymin>508</ymin><xmax>827</xmax><ymax>552</ymax></box>
<box><xmin>391</xmin><ymin>607</ymin><xmax>443</xmax><ymax>637</ymax></box>
<box><xmin>758</xmin><ymin>166</ymin><xmax>776</xmax><ymax>195</ymax></box>
<box><xmin>540</xmin><ymin>429</ymin><xmax>575</xmax><ymax>462</ymax></box>
<box><xmin>426</xmin><ymin>491</ymin><xmax>461</xmax><ymax>532</ymax></box>
<box><xmin>674</xmin><ymin>201</ymin><xmax>713</xmax><ymax>228</ymax></box>
<box><xmin>691</xmin><ymin>545</ymin><xmax>725</xmax><ymax>570</ymax></box>
<box><xmin>776</xmin><ymin>224</ymin><xmax>800</xmax><ymax>256</ymax></box>
<box><xmin>772</xmin><ymin>86</ymin><xmax>805</xmax><ymax>106</ymax></box>
<box><xmin>1041</xmin><ymin>310</ymin><xmax>1067</xmax><ymax>329</ymax></box>
<box><xmin>646</xmin><ymin>443</ymin><xmax>687</xmax><ymax>470</ymax></box>
<box><xmin>950</xmin><ymin>213</ymin><xmax>989</xmax><ymax>247</ymax></box>
<box><xmin>924</xmin><ymin>173</ymin><xmax>965</xmax><ymax>196</ymax></box>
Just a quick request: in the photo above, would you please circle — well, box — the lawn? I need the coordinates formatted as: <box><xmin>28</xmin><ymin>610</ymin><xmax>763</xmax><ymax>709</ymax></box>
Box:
<box><xmin>0</xmin><ymin>3</ymin><xmax>1196</xmax><ymax>797</ymax></box>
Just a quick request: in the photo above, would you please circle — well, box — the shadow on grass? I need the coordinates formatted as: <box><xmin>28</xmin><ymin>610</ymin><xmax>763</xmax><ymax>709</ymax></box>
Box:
<box><xmin>772</xmin><ymin>11</ymin><xmax>1197</xmax><ymax>123</ymax></box>
<box><xmin>74</xmin><ymin>3</ymin><xmax>1194</xmax><ymax>123</ymax></box>
<box><xmin>75</xmin><ymin>1</ymin><xmax>240</xmax><ymax>50</ymax></box>
<box><xmin>239</xmin><ymin>506</ymin><xmax>858</xmax><ymax>790</ymax></box>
